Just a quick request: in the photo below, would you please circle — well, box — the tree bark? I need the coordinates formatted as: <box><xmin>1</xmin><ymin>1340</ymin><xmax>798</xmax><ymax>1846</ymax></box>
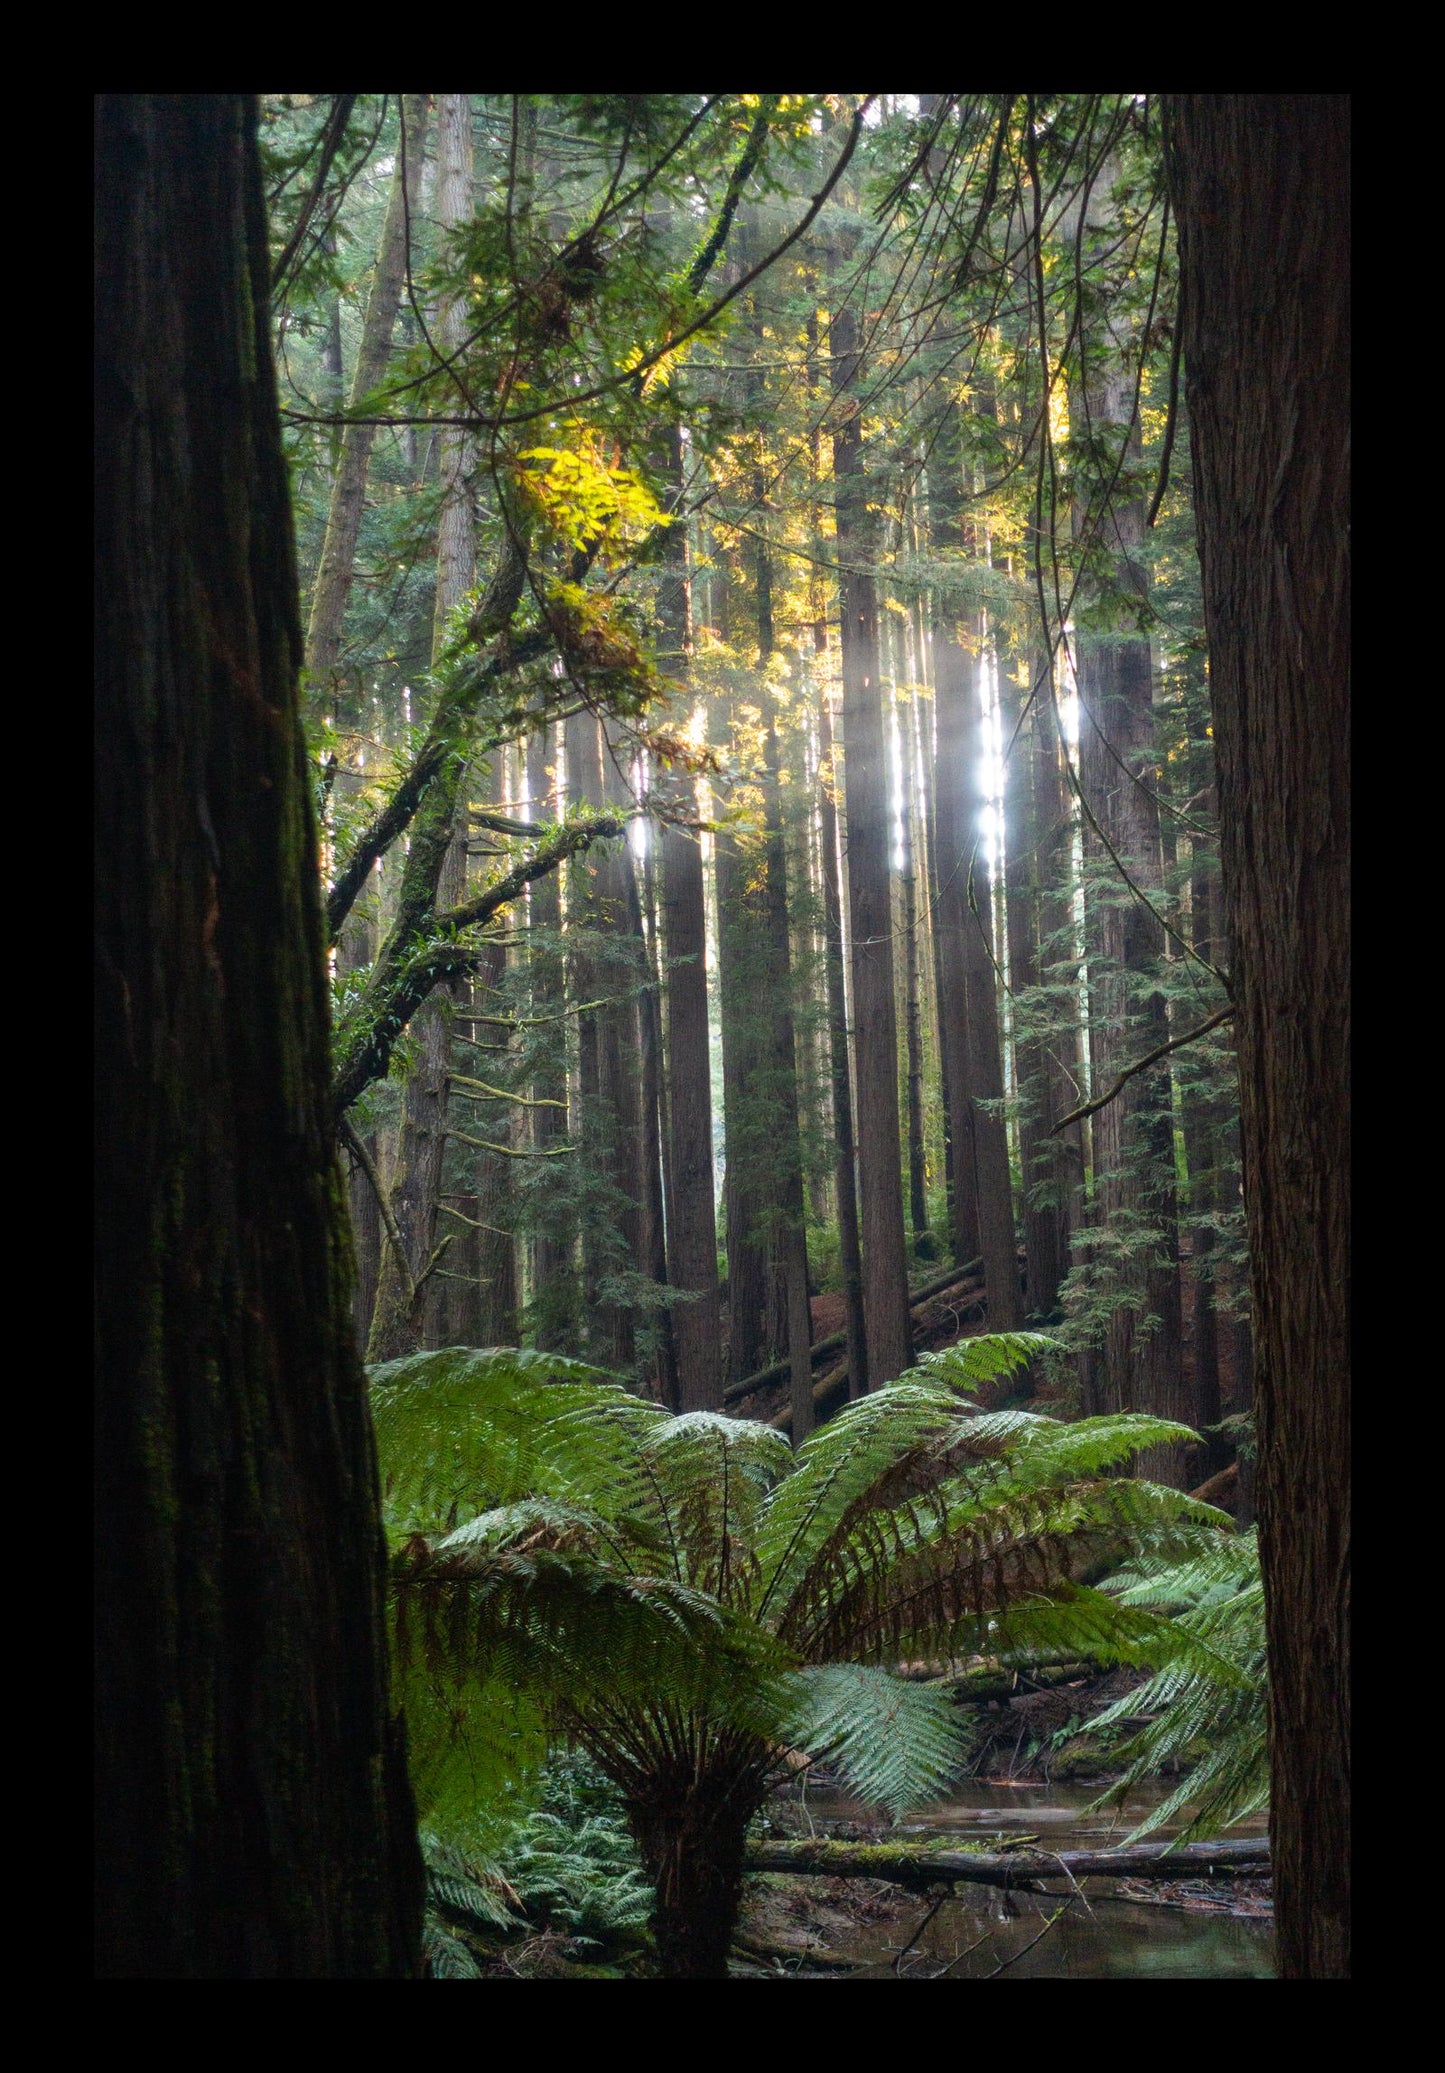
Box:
<box><xmin>626</xmin><ymin>1767</ymin><xmax>761</xmax><ymax>1980</ymax></box>
<box><xmin>366</xmin><ymin>93</ymin><xmax>475</xmax><ymax>1363</ymax></box>
<box><xmin>654</xmin><ymin>445</ymin><xmax>721</xmax><ymax>1407</ymax></box>
<box><xmin>1167</xmin><ymin>91</ymin><xmax>1350</xmax><ymax>1980</ymax></box>
<box><xmin>761</xmin><ymin>703</ymin><xmax>815</xmax><ymax>1444</ymax></box>
<box><xmin>304</xmin><ymin>95</ymin><xmax>429</xmax><ymax>688</ymax></box>
<box><xmin>1002</xmin><ymin>659</ymin><xmax>1068</xmax><ymax>1322</ymax></box>
<box><xmin>94</xmin><ymin>92</ymin><xmax>421</xmax><ymax>1978</ymax></box>
<box><xmin>524</xmin><ymin>725</ymin><xmax>577</xmax><ymax>1347</ymax></box>
<box><xmin>832</xmin><ymin>301</ymin><xmax>912</xmax><ymax>1385</ymax></box>
<box><xmin>897</xmin><ymin>675</ymin><xmax>932</xmax><ymax>1253</ymax></box>
<box><xmin>1073</xmin><ymin>197</ymin><xmax>1186</xmax><ymax>1473</ymax></box>
<box><xmin>819</xmin><ymin>698</ymin><xmax>869</xmax><ymax>1398</ymax></box>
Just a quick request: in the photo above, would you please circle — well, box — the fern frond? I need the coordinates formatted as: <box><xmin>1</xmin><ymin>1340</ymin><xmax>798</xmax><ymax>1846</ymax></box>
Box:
<box><xmin>778</xmin><ymin>1663</ymin><xmax>972</xmax><ymax>1817</ymax></box>
<box><xmin>423</xmin><ymin>1920</ymin><xmax>488</xmax><ymax>1978</ymax></box>
<box><xmin>1088</xmin><ymin>1534</ymin><xmax>1268</xmax><ymax>1842</ymax></box>
<box><xmin>370</xmin><ymin>1345</ymin><xmax>659</xmax><ymax>1535</ymax></box>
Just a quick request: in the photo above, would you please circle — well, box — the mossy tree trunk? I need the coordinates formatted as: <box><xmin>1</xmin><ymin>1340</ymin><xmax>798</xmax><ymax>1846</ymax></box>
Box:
<box><xmin>94</xmin><ymin>93</ymin><xmax>422</xmax><ymax>1979</ymax></box>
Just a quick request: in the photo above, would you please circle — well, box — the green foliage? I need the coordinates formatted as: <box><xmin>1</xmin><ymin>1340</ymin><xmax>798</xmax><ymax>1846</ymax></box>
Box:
<box><xmin>1088</xmin><ymin>1530</ymin><xmax>1267</xmax><ymax>1843</ymax></box>
<box><xmin>372</xmin><ymin>1339</ymin><xmax>1232</xmax><ymax>1844</ymax></box>
<box><xmin>420</xmin><ymin>1754</ymin><xmax>653</xmax><ymax>1973</ymax></box>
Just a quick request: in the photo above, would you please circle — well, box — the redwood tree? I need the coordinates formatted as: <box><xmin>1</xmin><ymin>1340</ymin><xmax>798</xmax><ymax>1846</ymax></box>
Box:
<box><xmin>95</xmin><ymin>94</ymin><xmax>422</xmax><ymax>1978</ymax></box>
<box><xmin>1167</xmin><ymin>91</ymin><xmax>1350</xmax><ymax>1981</ymax></box>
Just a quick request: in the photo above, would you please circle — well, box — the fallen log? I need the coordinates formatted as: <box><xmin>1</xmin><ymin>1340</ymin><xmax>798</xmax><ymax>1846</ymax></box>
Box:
<box><xmin>744</xmin><ymin>1836</ymin><xmax>1269</xmax><ymax>1894</ymax></box>
<box><xmin>722</xmin><ymin>1259</ymin><xmax>982</xmax><ymax>1409</ymax></box>
<box><xmin>766</xmin><ymin>1292</ymin><xmax>990</xmax><ymax>1435</ymax></box>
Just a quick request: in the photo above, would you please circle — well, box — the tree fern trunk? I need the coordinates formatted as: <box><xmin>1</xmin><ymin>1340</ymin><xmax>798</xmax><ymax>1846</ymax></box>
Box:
<box><xmin>627</xmin><ymin>1775</ymin><xmax>757</xmax><ymax>1980</ymax></box>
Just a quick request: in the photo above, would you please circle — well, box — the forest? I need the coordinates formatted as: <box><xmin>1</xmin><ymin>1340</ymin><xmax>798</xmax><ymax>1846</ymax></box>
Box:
<box><xmin>94</xmin><ymin>93</ymin><xmax>1349</xmax><ymax>1981</ymax></box>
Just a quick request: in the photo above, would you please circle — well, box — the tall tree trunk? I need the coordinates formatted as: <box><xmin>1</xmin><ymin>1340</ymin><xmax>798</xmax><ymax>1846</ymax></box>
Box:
<box><xmin>305</xmin><ymin>95</ymin><xmax>429</xmax><ymax>688</ymax></box>
<box><xmin>927</xmin><ymin>411</ymin><xmax>982</xmax><ymax>1277</ymax></box>
<box><xmin>635</xmin><ymin>788</ymin><xmax>678</xmax><ymax>1405</ymax></box>
<box><xmin>596</xmin><ymin>723</ymin><xmax>647</xmax><ymax>1372</ymax></box>
<box><xmin>525</xmin><ymin>725</ymin><xmax>576</xmax><ymax>1348</ymax></box>
<box><xmin>366</xmin><ymin>93</ymin><xmax>475</xmax><ymax>1363</ymax></box>
<box><xmin>819</xmin><ymin>699</ymin><xmax>868</xmax><ymax>1398</ymax></box>
<box><xmin>662</xmin><ymin>811</ymin><xmax>721</xmax><ymax>1407</ymax></box>
<box><xmin>567</xmin><ymin>710</ymin><xmax>606</xmax><ymax>1358</ymax></box>
<box><xmin>1001</xmin><ymin>659</ymin><xmax>1069</xmax><ymax>1321</ymax></box>
<box><xmin>1168</xmin><ymin>92</ymin><xmax>1350</xmax><ymax>1979</ymax></box>
<box><xmin>1031</xmin><ymin>664</ymin><xmax>1087</xmax><ymax>1301</ymax></box>
<box><xmin>657</xmin><ymin>429</ymin><xmax>721</xmax><ymax>1407</ymax></box>
<box><xmin>95</xmin><ymin>91</ymin><xmax>421</xmax><ymax>1978</ymax></box>
<box><xmin>832</xmin><ymin>301</ymin><xmax>911</xmax><ymax>1384</ymax></box>
<box><xmin>755</xmin><ymin>524</ymin><xmax>815</xmax><ymax>1442</ymax></box>
<box><xmin>896</xmin><ymin>676</ymin><xmax>932</xmax><ymax>1255</ymax></box>
<box><xmin>715</xmin><ymin>810</ymin><xmax>773</xmax><ymax>1384</ymax></box>
<box><xmin>1072</xmin><ymin>190</ymin><xmax>1186</xmax><ymax>1471</ymax></box>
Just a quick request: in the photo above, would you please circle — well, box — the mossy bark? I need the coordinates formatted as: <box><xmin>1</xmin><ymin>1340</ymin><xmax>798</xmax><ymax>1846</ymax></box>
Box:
<box><xmin>95</xmin><ymin>94</ymin><xmax>422</xmax><ymax>1978</ymax></box>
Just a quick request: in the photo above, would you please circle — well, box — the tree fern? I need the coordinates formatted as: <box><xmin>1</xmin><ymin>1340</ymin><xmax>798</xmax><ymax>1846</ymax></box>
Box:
<box><xmin>371</xmin><ymin>1340</ymin><xmax>1239</xmax><ymax>1976</ymax></box>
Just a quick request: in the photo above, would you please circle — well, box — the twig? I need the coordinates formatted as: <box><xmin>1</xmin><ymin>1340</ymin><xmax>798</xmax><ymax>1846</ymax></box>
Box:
<box><xmin>926</xmin><ymin>1926</ymin><xmax>995</xmax><ymax>1979</ymax></box>
<box><xmin>893</xmin><ymin>1892</ymin><xmax>949</xmax><ymax>1975</ymax></box>
<box><xmin>982</xmin><ymin>1899</ymin><xmax>1074</xmax><ymax>1977</ymax></box>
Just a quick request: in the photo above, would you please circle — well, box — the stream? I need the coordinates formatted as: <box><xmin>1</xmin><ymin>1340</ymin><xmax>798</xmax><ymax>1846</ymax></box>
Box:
<box><xmin>744</xmin><ymin>1781</ymin><xmax>1274</xmax><ymax>1979</ymax></box>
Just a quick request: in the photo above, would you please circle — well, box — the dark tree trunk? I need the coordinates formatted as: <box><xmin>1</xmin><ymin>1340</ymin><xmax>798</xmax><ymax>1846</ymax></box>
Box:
<box><xmin>633</xmin><ymin>795</ymin><xmax>677</xmax><ymax>1403</ymax></box>
<box><xmin>567</xmin><ymin>711</ymin><xmax>634</xmax><ymax>1366</ymax></box>
<box><xmin>832</xmin><ymin>302</ymin><xmax>912</xmax><ymax>1384</ymax></box>
<box><xmin>1031</xmin><ymin>672</ymin><xmax>1087</xmax><ymax>1279</ymax></box>
<box><xmin>596</xmin><ymin>724</ymin><xmax>647</xmax><ymax>1371</ymax></box>
<box><xmin>626</xmin><ymin>1771</ymin><xmax>758</xmax><ymax>1980</ymax></box>
<box><xmin>94</xmin><ymin>92</ymin><xmax>421</xmax><ymax>1978</ymax></box>
<box><xmin>927</xmin><ymin>409</ymin><xmax>982</xmax><ymax>1277</ymax></box>
<box><xmin>661</xmin><ymin>814</ymin><xmax>720</xmax><ymax>1407</ymax></box>
<box><xmin>761</xmin><ymin>707</ymin><xmax>815</xmax><ymax>1443</ymax></box>
<box><xmin>1168</xmin><ymin>92</ymin><xmax>1350</xmax><ymax>1980</ymax></box>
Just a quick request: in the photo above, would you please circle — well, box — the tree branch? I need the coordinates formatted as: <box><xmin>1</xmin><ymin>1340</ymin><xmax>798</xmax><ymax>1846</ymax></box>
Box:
<box><xmin>437</xmin><ymin>813</ymin><xmax>624</xmax><ymax>935</ymax></box>
<box><xmin>325</xmin><ymin>627</ymin><xmax>551</xmax><ymax>942</ymax></box>
<box><xmin>339</xmin><ymin>1111</ymin><xmax>415</xmax><ymax>1307</ymax></box>
<box><xmin>1048</xmin><ymin>1005</ymin><xmax>1234</xmax><ymax>1135</ymax></box>
<box><xmin>271</xmin><ymin>94</ymin><xmax>361</xmax><ymax>294</ymax></box>
<box><xmin>331</xmin><ymin>813</ymin><xmax>623</xmax><ymax>1116</ymax></box>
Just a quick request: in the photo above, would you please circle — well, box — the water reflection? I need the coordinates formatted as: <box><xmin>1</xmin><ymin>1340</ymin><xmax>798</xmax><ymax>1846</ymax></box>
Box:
<box><xmin>758</xmin><ymin>1779</ymin><xmax>1274</xmax><ymax>1979</ymax></box>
